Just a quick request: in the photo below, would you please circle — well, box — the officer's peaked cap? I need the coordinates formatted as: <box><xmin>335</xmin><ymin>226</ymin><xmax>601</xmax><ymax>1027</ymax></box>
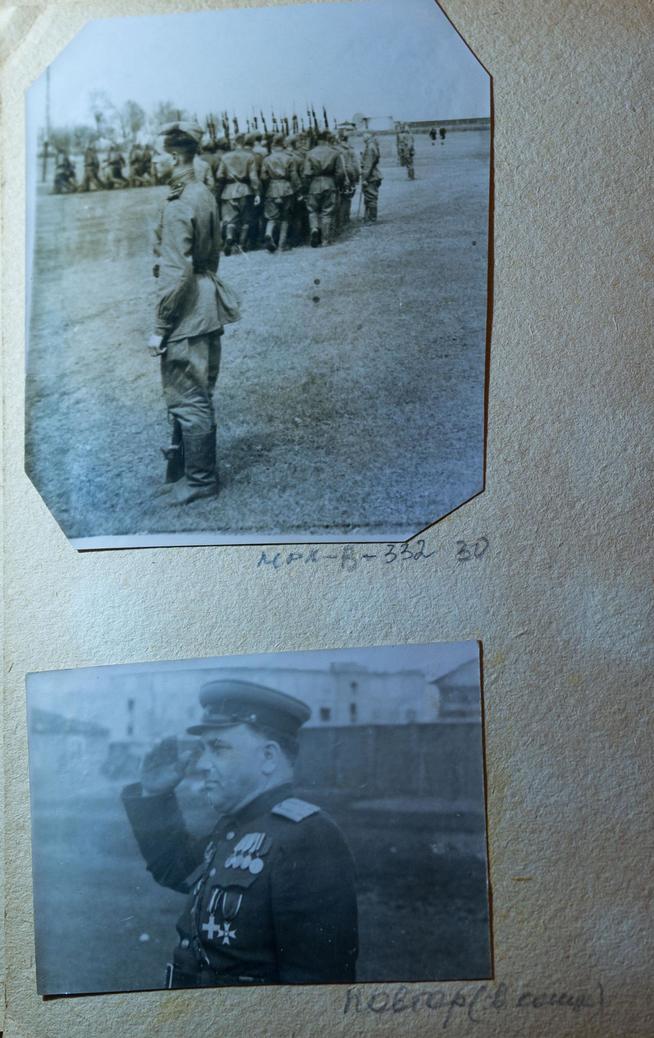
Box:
<box><xmin>187</xmin><ymin>680</ymin><xmax>311</xmax><ymax>739</ymax></box>
<box><xmin>161</xmin><ymin>121</ymin><xmax>204</xmax><ymax>152</ymax></box>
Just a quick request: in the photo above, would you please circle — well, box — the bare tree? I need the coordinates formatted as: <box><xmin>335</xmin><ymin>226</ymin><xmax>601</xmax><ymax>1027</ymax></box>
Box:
<box><xmin>147</xmin><ymin>100</ymin><xmax>191</xmax><ymax>137</ymax></box>
<box><xmin>88</xmin><ymin>89</ymin><xmax>120</xmax><ymax>141</ymax></box>
<box><xmin>119</xmin><ymin>100</ymin><xmax>146</xmax><ymax>143</ymax></box>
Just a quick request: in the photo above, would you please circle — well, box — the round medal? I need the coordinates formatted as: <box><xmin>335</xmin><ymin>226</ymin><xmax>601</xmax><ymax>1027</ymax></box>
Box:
<box><xmin>241</xmin><ymin>854</ymin><xmax>252</xmax><ymax>870</ymax></box>
<box><xmin>249</xmin><ymin>857</ymin><xmax>264</xmax><ymax>875</ymax></box>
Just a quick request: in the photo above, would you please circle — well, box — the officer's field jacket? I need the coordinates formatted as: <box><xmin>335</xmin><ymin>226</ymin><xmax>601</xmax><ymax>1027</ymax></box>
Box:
<box><xmin>152</xmin><ymin>169</ymin><xmax>222</xmax><ymax>342</ymax></box>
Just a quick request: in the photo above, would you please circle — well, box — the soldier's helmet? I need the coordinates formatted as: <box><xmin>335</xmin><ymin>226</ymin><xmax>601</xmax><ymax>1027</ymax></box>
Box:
<box><xmin>234</xmin><ymin>133</ymin><xmax>246</xmax><ymax>148</ymax></box>
<box><xmin>272</xmin><ymin>133</ymin><xmax>285</xmax><ymax>148</ymax></box>
<box><xmin>244</xmin><ymin>132</ymin><xmax>257</xmax><ymax>147</ymax></box>
<box><xmin>187</xmin><ymin>680</ymin><xmax>312</xmax><ymax>744</ymax></box>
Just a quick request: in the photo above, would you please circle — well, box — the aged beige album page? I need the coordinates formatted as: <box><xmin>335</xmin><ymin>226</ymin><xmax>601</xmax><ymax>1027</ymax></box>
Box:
<box><xmin>2</xmin><ymin>1</ymin><xmax>652</xmax><ymax>1037</ymax></box>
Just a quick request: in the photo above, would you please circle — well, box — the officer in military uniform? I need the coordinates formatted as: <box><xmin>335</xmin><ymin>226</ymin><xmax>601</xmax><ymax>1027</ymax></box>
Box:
<box><xmin>360</xmin><ymin>131</ymin><xmax>382</xmax><ymax>223</ymax></box>
<box><xmin>150</xmin><ymin>122</ymin><xmax>224</xmax><ymax>504</ymax></box>
<box><xmin>122</xmin><ymin>680</ymin><xmax>359</xmax><ymax>988</ymax></box>
<box><xmin>302</xmin><ymin>129</ymin><xmax>346</xmax><ymax>246</ymax></box>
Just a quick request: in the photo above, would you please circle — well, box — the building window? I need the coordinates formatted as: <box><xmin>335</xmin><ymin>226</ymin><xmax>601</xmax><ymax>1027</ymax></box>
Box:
<box><xmin>319</xmin><ymin>707</ymin><xmax>331</xmax><ymax>722</ymax></box>
<box><xmin>127</xmin><ymin>698</ymin><xmax>135</xmax><ymax>737</ymax></box>
<box><xmin>350</xmin><ymin>681</ymin><xmax>358</xmax><ymax>693</ymax></box>
<box><xmin>349</xmin><ymin>702</ymin><xmax>357</xmax><ymax>723</ymax></box>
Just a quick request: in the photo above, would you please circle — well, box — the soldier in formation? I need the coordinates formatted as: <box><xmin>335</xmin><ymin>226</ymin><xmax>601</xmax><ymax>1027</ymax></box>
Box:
<box><xmin>302</xmin><ymin>129</ymin><xmax>346</xmax><ymax>247</ymax></box>
<box><xmin>215</xmin><ymin>133</ymin><xmax>261</xmax><ymax>255</ymax></box>
<box><xmin>79</xmin><ymin>143</ymin><xmax>104</xmax><ymax>192</ymax></box>
<box><xmin>50</xmin><ymin>112</ymin><xmax>394</xmax><ymax>246</ymax></box>
<box><xmin>103</xmin><ymin>145</ymin><xmax>129</xmax><ymax>188</ymax></box>
<box><xmin>397</xmin><ymin>124</ymin><xmax>415</xmax><ymax>179</ymax></box>
<box><xmin>360</xmin><ymin>130</ymin><xmax>382</xmax><ymax>223</ymax></box>
<box><xmin>129</xmin><ymin>142</ymin><xmax>154</xmax><ymax>187</ymax></box>
<box><xmin>335</xmin><ymin>129</ymin><xmax>360</xmax><ymax>226</ymax></box>
<box><xmin>52</xmin><ymin>150</ymin><xmax>77</xmax><ymax>194</ymax></box>
<box><xmin>260</xmin><ymin>134</ymin><xmax>301</xmax><ymax>252</ymax></box>
<box><xmin>122</xmin><ymin>679</ymin><xmax>359</xmax><ymax>987</ymax></box>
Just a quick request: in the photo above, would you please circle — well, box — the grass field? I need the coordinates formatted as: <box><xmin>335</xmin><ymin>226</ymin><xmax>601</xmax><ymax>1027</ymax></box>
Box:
<box><xmin>31</xmin><ymin>782</ymin><xmax>491</xmax><ymax>994</ymax></box>
<box><xmin>26</xmin><ymin>131</ymin><xmax>489</xmax><ymax>544</ymax></box>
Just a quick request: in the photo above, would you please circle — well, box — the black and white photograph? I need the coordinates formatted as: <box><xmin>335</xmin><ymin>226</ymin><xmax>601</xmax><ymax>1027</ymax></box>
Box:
<box><xmin>25</xmin><ymin>0</ymin><xmax>491</xmax><ymax>549</ymax></box>
<box><xmin>27</xmin><ymin>641</ymin><xmax>491</xmax><ymax>994</ymax></box>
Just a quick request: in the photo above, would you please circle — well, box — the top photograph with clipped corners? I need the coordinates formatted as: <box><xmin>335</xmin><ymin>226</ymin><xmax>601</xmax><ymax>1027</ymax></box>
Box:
<box><xmin>25</xmin><ymin>0</ymin><xmax>491</xmax><ymax>550</ymax></box>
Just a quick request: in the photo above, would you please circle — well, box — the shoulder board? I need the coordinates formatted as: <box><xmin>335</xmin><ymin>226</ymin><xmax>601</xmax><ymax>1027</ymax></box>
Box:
<box><xmin>271</xmin><ymin>797</ymin><xmax>320</xmax><ymax>823</ymax></box>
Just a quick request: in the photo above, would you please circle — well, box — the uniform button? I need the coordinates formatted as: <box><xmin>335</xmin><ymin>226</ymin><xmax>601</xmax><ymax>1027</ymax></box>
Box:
<box><xmin>226</xmin><ymin>831</ymin><xmax>236</xmax><ymax>840</ymax></box>
<box><xmin>209</xmin><ymin>868</ymin><xmax>216</xmax><ymax>877</ymax></box>
<box><xmin>180</xmin><ymin>939</ymin><xmax>190</xmax><ymax>949</ymax></box>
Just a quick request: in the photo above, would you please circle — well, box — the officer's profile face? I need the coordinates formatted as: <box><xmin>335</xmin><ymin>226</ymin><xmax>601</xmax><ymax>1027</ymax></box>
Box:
<box><xmin>198</xmin><ymin>724</ymin><xmax>278</xmax><ymax>814</ymax></box>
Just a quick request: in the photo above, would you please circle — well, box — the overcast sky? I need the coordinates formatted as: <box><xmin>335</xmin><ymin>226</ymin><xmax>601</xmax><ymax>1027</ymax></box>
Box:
<box><xmin>27</xmin><ymin>0</ymin><xmax>489</xmax><ymax>137</ymax></box>
<box><xmin>28</xmin><ymin>640</ymin><xmax>480</xmax><ymax>714</ymax></box>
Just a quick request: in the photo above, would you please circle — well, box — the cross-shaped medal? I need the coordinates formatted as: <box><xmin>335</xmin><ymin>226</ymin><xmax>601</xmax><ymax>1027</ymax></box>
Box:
<box><xmin>201</xmin><ymin>914</ymin><xmax>221</xmax><ymax>941</ymax></box>
<box><xmin>217</xmin><ymin>921</ymin><xmax>237</xmax><ymax>946</ymax></box>
<box><xmin>202</xmin><ymin>914</ymin><xmax>237</xmax><ymax>945</ymax></box>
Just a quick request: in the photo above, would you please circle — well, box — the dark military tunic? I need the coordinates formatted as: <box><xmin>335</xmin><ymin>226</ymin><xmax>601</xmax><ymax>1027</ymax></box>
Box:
<box><xmin>122</xmin><ymin>782</ymin><xmax>358</xmax><ymax>987</ymax></box>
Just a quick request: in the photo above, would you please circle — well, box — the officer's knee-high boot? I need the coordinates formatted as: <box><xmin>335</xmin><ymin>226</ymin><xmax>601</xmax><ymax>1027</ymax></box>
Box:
<box><xmin>321</xmin><ymin>214</ymin><xmax>333</xmax><ymax>245</ymax></box>
<box><xmin>278</xmin><ymin>221</ymin><xmax>289</xmax><ymax>251</ymax></box>
<box><xmin>239</xmin><ymin>224</ymin><xmax>250</xmax><ymax>251</ymax></box>
<box><xmin>170</xmin><ymin>428</ymin><xmax>218</xmax><ymax>505</ymax></box>
<box><xmin>224</xmin><ymin>222</ymin><xmax>235</xmax><ymax>255</ymax></box>
<box><xmin>264</xmin><ymin>220</ymin><xmax>277</xmax><ymax>252</ymax></box>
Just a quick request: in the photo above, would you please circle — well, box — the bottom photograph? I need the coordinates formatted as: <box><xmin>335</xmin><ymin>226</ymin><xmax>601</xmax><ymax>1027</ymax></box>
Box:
<box><xmin>27</xmin><ymin>640</ymin><xmax>491</xmax><ymax>995</ymax></box>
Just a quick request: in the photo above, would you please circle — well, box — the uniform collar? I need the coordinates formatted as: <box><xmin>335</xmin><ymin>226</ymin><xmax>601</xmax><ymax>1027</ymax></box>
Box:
<box><xmin>221</xmin><ymin>783</ymin><xmax>294</xmax><ymax>829</ymax></box>
<box><xmin>167</xmin><ymin>166</ymin><xmax>195</xmax><ymax>199</ymax></box>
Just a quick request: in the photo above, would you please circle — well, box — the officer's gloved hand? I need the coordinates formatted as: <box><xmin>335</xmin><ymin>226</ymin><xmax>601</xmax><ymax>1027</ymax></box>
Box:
<box><xmin>141</xmin><ymin>736</ymin><xmax>201</xmax><ymax>796</ymax></box>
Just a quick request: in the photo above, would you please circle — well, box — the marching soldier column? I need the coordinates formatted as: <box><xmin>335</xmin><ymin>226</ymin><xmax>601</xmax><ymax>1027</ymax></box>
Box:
<box><xmin>51</xmin><ymin>104</ymin><xmax>425</xmax><ymax>252</ymax></box>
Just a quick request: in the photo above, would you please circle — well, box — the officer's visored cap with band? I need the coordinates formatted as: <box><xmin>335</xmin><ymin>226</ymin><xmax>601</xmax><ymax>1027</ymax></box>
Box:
<box><xmin>187</xmin><ymin>680</ymin><xmax>311</xmax><ymax>740</ymax></box>
<box><xmin>161</xmin><ymin>121</ymin><xmax>204</xmax><ymax>153</ymax></box>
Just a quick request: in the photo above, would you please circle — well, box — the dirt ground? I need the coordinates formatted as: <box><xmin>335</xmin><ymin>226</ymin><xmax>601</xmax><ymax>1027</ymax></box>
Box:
<box><xmin>26</xmin><ymin>131</ymin><xmax>489</xmax><ymax>544</ymax></box>
<box><xmin>31</xmin><ymin>783</ymin><xmax>491</xmax><ymax>994</ymax></box>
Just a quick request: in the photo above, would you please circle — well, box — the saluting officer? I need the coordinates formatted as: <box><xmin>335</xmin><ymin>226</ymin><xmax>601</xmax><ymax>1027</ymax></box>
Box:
<box><xmin>122</xmin><ymin>680</ymin><xmax>359</xmax><ymax>988</ymax></box>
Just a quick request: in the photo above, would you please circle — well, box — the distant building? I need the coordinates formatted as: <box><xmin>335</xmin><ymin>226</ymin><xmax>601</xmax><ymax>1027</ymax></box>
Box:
<box><xmin>127</xmin><ymin>662</ymin><xmax>440</xmax><ymax>736</ymax></box>
<box><xmin>351</xmin><ymin>112</ymin><xmax>395</xmax><ymax>133</ymax></box>
<box><xmin>431</xmin><ymin>659</ymin><xmax>481</xmax><ymax>721</ymax></box>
